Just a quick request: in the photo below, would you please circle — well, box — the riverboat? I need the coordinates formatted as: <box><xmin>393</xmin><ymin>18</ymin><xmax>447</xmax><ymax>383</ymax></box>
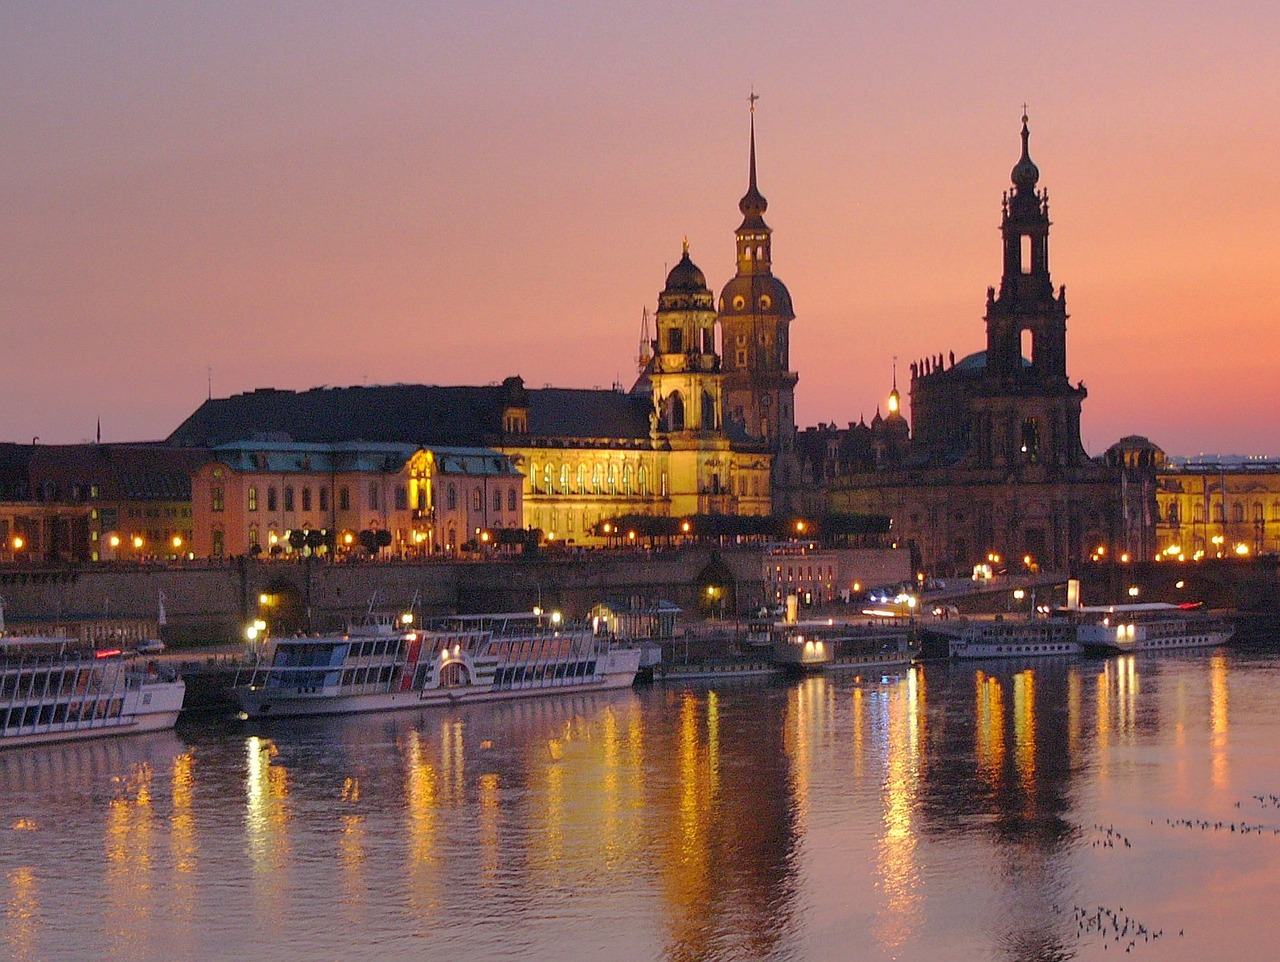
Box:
<box><xmin>1</xmin><ymin>637</ymin><xmax>186</xmax><ymax>749</ymax></box>
<box><xmin>947</xmin><ymin>615</ymin><xmax>1082</xmax><ymax>659</ymax></box>
<box><xmin>1075</xmin><ymin>603</ymin><xmax>1235</xmax><ymax>654</ymax></box>
<box><xmin>771</xmin><ymin>619</ymin><xmax>915</xmax><ymax>673</ymax></box>
<box><xmin>233</xmin><ymin>611</ymin><xmax>642</xmax><ymax>719</ymax></box>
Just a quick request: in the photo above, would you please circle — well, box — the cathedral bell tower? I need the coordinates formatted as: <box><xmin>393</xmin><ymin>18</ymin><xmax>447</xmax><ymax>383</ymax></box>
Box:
<box><xmin>986</xmin><ymin>112</ymin><xmax>1068</xmax><ymax>381</ymax></box>
<box><xmin>717</xmin><ymin>99</ymin><xmax>799</xmax><ymax>506</ymax></box>
<box><xmin>976</xmin><ymin>113</ymin><xmax>1088</xmax><ymax>470</ymax></box>
<box><xmin>649</xmin><ymin>241</ymin><xmax>722</xmax><ymax>435</ymax></box>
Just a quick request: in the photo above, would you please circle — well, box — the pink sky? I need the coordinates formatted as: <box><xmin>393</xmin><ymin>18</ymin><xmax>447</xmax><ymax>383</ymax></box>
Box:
<box><xmin>3</xmin><ymin>2</ymin><xmax>1278</xmax><ymax>456</ymax></box>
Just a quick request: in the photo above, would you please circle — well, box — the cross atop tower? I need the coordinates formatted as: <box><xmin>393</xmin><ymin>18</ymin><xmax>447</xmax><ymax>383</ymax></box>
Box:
<box><xmin>749</xmin><ymin>90</ymin><xmax>759</xmax><ymax>113</ymax></box>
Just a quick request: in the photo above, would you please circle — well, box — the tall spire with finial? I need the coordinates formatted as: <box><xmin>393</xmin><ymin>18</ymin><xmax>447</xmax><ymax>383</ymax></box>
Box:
<box><xmin>738</xmin><ymin>90</ymin><xmax>768</xmax><ymax>230</ymax></box>
<box><xmin>637</xmin><ymin>307</ymin><xmax>652</xmax><ymax>373</ymax></box>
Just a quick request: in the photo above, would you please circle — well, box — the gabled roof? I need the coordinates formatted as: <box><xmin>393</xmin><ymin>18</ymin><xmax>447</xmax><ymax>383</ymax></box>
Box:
<box><xmin>168</xmin><ymin>383</ymin><xmax>654</xmax><ymax>448</ymax></box>
<box><xmin>28</xmin><ymin>444</ymin><xmax>209</xmax><ymax>501</ymax></box>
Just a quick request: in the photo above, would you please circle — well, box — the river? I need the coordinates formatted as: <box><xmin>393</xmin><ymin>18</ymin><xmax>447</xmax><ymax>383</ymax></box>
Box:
<box><xmin>4</xmin><ymin>641</ymin><xmax>1280</xmax><ymax>961</ymax></box>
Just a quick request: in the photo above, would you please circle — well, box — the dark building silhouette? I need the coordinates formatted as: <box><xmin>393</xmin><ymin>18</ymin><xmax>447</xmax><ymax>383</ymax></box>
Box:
<box><xmin>824</xmin><ymin>116</ymin><xmax>1122</xmax><ymax>573</ymax></box>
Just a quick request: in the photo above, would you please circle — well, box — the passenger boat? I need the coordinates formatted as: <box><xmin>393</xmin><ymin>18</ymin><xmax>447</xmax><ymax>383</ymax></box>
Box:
<box><xmin>1</xmin><ymin>637</ymin><xmax>186</xmax><ymax>749</ymax></box>
<box><xmin>233</xmin><ymin>611</ymin><xmax>642</xmax><ymax>719</ymax></box>
<box><xmin>771</xmin><ymin>618</ymin><xmax>915</xmax><ymax>673</ymax></box>
<box><xmin>947</xmin><ymin>615</ymin><xmax>1081</xmax><ymax>659</ymax></box>
<box><xmin>1075</xmin><ymin>603</ymin><xmax>1235</xmax><ymax>654</ymax></box>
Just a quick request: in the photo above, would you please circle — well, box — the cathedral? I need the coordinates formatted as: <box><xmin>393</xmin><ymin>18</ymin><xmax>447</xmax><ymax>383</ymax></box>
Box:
<box><xmin>814</xmin><ymin>115</ymin><xmax>1122</xmax><ymax>573</ymax></box>
<box><xmin>168</xmin><ymin>111</ymin><xmax>802</xmax><ymax>549</ymax></box>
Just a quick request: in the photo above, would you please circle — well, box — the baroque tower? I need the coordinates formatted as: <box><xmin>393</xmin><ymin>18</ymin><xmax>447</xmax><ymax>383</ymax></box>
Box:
<box><xmin>648</xmin><ymin>242</ymin><xmax>722</xmax><ymax>435</ymax></box>
<box><xmin>716</xmin><ymin>101</ymin><xmax>801</xmax><ymax>510</ymax></box>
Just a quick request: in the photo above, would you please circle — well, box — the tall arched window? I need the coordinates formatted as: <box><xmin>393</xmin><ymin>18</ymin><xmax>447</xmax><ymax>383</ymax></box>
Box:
<box><xmin>638</xmin><ymin>465</ymin><xmax>648</xmax><ymax>496</ymax></box>
<box><xmin>447</xmin><ymin>484</ymin><xmax>457</xmax><ymax>511</ymax></box>
<box><xmin>543</xmin><ymin>464</ymin><xmax>552</xmax><ymax>492</ymax></box>
<box><xmin>667</xmin><ymin>392</ymin><xmax>685</xmax><ymax>431</ymax></box>
<box><xmin>577</xmin><ymin>465</ymin><xmax>586</xmax><ymax>492</ymax></box>
<box><xmin>622</xmin><ymin>465</ymin><xmax>632</xmax><ymax>494</ymax></box>
<box><xmin>559</xmin><ymin>464</ymin><xmax>569</xmax><ymax>493</ymax></box>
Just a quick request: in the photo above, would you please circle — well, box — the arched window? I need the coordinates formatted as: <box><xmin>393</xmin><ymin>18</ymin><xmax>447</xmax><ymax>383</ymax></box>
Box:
<box><xmin>508</xmin><ymin>488</ymin><xmax>517</xmax><ymax>512</ymax></box>
<box><xmin>667</xmin><ymin>392</ymin><xmax>685</xmax><ymax>431</ymax></box>
<box><xmin>577</xmin><ymin>465</ymin><xmax>586</xmax><ymax>492</ymax></box>
<box><xmin>637</xmin><ymin>466</ymin><xmax>648</xmax><ymax>496</ymax></box>
<box><xmin>701</xmin><ymin>390</ymin><xmax>716</xmax><ymax>430</ymax></box>
<box><xmin>1020</xmin><ymin>418</ymin><xmax>1040</xmax><ymax>463</ymax></box>
<box><xmin>592</xmin><ymin>464</ymin><xmax>602</xmax><ymax>494</ymax></box>
<box><xmin>543</xmin><ymin>464</ymin><xmax>552</xmax><ymax>492</ymax></box>
<box><xmin>608</xmin><ymin>464</ymin><xmax>618</xmax><ymax>494</ymax></box>
<box><xmin>1194</xmin><ymin>503</ymin><xmax>1205</xmax><ymax>523</ymax></box>
<box><xmin>447</xmin><ymin>484</ymin><xmax>457</xmax><ymax>511</ymax></box>
<box><xmin>1232</xmin><ymin>502</ymin><xmax>1245</xmax><ymax>523</ymax></box>
<box><xmin>622</xmin><ymin>465</ymin><xmax>632</xmax><ymax>494</ymax></box>
<box><xmin>559</xmin><ymin>465</ymin><xmax>569</xmax><ymax>493</ymax></box>
<box><xmin>530</xmin><ymin>463</ymin><xmax>539</xmax><ymax>493</ymax></box>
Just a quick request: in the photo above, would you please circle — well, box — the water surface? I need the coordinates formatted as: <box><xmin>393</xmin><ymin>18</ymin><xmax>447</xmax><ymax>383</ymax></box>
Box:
<box><xmin>4</xmin><ymin>644</ymin><xmax>1280</xmax><ymax>961</ymax></box>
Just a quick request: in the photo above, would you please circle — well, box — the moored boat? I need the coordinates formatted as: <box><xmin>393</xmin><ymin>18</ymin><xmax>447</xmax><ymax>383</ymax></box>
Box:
<box><xmin>771</xmin><ymin>618</ymin><xmax>915</xmax><ymax>673</ymax></box>
<box><xmin>1</xmin><ymin>637</ymin><xmax>186</xmax><ymax>749</ymax></box>
<box><xmin>1075</xmin><ymin>603</ymin><xmax>1234</xmax><ymax>654</ymax></box>
<box><xmin>233</xmin><ymin>611</ymin><xmax>641</xmax><ymax>719</ymax></box>
<box><xmin>947</xmin><ymin>615</ymin><xmax>1081</xmax><ymax>659</ymax></box>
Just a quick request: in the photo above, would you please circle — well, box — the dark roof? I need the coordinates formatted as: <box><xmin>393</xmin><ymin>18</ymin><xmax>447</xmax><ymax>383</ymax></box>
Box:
<box><xmin>528</xmin><ymin>389</ymin><xmax>651</xmax><ymax>440</ymax></box>
<box><xmin>0</xmin><ymin>444</ymin><xmax>35</xmax><ymax>500</ymax></box>
<box><xmin>28</xmin><ymin>444</ymin><xmax>209</xmax><ymax>501</ymax></box>
<box><xmin>168</xmin><ymin>383</ymin><xmax>654</xmax><ymax>447</ymax></box>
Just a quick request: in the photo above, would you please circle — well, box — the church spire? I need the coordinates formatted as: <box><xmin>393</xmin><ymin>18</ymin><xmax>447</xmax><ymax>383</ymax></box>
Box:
<box><xmin>738</xmin><ymin>91</ymin><xmax>768</xmax><ymax>231</ymax></box>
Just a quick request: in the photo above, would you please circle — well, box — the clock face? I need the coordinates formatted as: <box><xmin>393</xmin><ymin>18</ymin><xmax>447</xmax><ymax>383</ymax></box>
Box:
<box><xmin>759</xmin><ymin>295</ymin><xmax>772</xmax><ymax>310</ymax></box>
<box><xmin>732</xmin><ymin>296</ymin><xmax>746</xmax><ymax>311</ymax></box>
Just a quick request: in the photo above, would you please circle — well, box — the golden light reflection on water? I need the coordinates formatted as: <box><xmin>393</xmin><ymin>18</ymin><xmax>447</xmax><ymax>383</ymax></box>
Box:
<box><xmin>244</xmin><ymin>734</ymin><xmax>291</xmax><ymax>921</ymax></box>
<box><xmin>1067</xmin><ymin>668</ymin><xmax>1082</xmax><ymax>763</ymax></box>
<box><xmin>1209</xmin><ymin>652</ymin><xmax>1230</xmax><ymax>789</ymax></box>
<box><xmin>339</xmin><ymin>777</ymin><xmax>366</xmax><ymax>907</ymax></box>
<box><xmin>404</xmin><ymin>730</ymin><xmax>440</xmax><ymax>915</ymax></box>
<box><xmin>874</xmin><ymin>669</ymin><xmax>924</xmax><ymax>953</ymax></box>
<box><xmin>976</xmin><ymin>671</ymin><xmax>1005</xmax><ymax>791</ymax></box>
<box><xmin>105</xmin><ymin>760</ymin><xmax>154</xmax><ymax>958</ymax></box>
<box><xmin>1013</xmin><ymin>671</ymin><xmax>1037</xmax><ymax>812</ymax></box>
<box><xmin>4</xmin><ymin>866</ymin><xmax>38</xmax><ymax>962</ymax></box>
<box><xmin>478</xmin><ymin>773</ymin><xmax>500</xmax><ymax>885</ymax></box>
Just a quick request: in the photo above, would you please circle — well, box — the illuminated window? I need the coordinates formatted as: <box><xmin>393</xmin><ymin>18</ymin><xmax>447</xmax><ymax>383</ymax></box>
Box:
<box><xmin>608</xmin><ymin>464</ymin><xmax>617</xmax><ymax>494</ymax></box>
<box><xmin>530</xmin><ymin>462</ymin><xmax>539</xmax><ymax>492</ymax></box>
<box><xmin>1021</xmin><ymin>418</ymin><xmax>1040</xmax><ymax>463</ymax></box>
<box><xmin>577</xmin><ymin>465</ymin><xmax>586</xmax><ymax>492</ymax></box>
<box><xmin>473</xmin><ymin>488</ymin><xmax>483</xmax><ymax>512</ymax></box>
<box><xmin>1194</xmin><ymin>503</ymin><xmax>1204</xmax><ymax>523</ymax></box>
<box><xmin>560</xmin><ymin>465</ymin><xmax>569</xmax><ymax>493</ymax></box>
<box><xmin>212</xmin><ymin>529</ymin><xmax>224</xmax><ymax>558</ymax></box>
<box><xmin>1167</xmin><ymin>503</ymin><xmax>1179</xmax><ymax>523</ymax></box>
<box><xmin>638</xmin><ymin>466</ymin><xmax>648</xmax><ymax>496</ymax></box>
<box><xmin>248</xmin><ymin>525</ymin><xmax>258</xmax><ymax>548</ymax></box>
<box><xmin>247</xmin><ymin>486</ymin><xmax>258</xmax><ymax>512</ymax></box>
<box><xmin>211</xmin><ymin>487</ymin><xmax>224</xmax><ymax>512</ymax></box>
<box><xmin>1021</xmin><ymin>234</ymin><xmax>1032</xmax><ymax>273</ymax></box>
<box><xmin>1232</xmin><ymin>503</ymin><xmax>1244</xmax><ymax>523</ymax></box>
<box><xmin>592</xmin><ymin>465</ymin><xmax>602</xmax><ymax>494</ymax></box>
<box><xmin>543</xmin><ymin>464</ymin><xmax>552</xmax><ymax>492</ymax></box>
<box><xmin>622</xmin><ymin>465</ymin><xmax>632</xmax><ymax>494</ymax></box>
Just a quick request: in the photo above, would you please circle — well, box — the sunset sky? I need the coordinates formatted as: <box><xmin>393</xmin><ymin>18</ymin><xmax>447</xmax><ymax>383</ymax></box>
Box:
<box><xmin>3</xmin><ymin>2</ymin><xmax>1278</xmax><ymax>456</ymax></box>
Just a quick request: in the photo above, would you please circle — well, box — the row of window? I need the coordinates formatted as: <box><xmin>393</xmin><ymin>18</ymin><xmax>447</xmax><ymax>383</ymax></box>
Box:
<box><xmin>214</xmin><ymin>482</ymin><xmax>520</xmax><ymax>516</ymax></box>
<box><xmin>441</xmin><ymin>485</ymin><xmax>518</xmax><ymax>513</ymax></box>
<box><xmin>529</xmin><ymin>463</ymin><xmax>662</xmax><ymax>497</ymax></box>
<box><xmin>1165</xmin><ymin>501</ymin><xmax>1280</xmax><ymax>524</ymax></box>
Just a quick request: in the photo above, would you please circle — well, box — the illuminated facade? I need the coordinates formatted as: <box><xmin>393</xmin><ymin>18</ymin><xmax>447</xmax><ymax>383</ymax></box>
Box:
<box><xmin>189</xmin><ymin>442</ymin><xmax>522</xmax><ymax>558</ymax></box>
<box><xmin>715</xmin><ymin>108</ymin><xmax>803</xmax><ymax>512</ymax></box>
<box><xmin>1155</xmin><ymin>460</ymin><xmax>1280</xmax><ymax>559</ymax></box>
<box><xmin>825</xmin><ymin>117</ymin><xmax>1121</xmax><ymax>573</ymax></box>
